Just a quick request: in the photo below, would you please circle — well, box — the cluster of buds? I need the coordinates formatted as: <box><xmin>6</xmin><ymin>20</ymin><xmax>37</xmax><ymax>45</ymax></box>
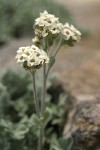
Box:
<box><xmin>16</xmin><ymin>10</ymin><xmax>81</xmax><ymax>70</ymax></box>
<box><xmin>15</xmin><ymin>45</ymin><xmax>49</xmax><ymax>70</ymax></box>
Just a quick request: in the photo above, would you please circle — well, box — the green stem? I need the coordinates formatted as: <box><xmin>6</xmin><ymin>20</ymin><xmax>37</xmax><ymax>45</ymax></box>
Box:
<box><xmin>46</xmin><ymin>39</ymin><xmax>63</xmax><ymax>78</ymax></box>
<box><xmin>38</xmin><ymin>127</ymin><xmax>44</xmax><ymax>150</ymax></box>
<box><xmin>32</xmin><ymin>73</ymin><xmax>40</xmax><ymax>117</ymax></box>
<box><xmin>53</xmin><ymin>39</ymin><xmax>63</xmax><ymax>57</ymax></box>
<box><xmin>41</xmin><ymin>63</ymin><xmax>47</xmax><ymax>115</ymax></box>
<box><xmin>32</xmin><ymin>73</ymin><xmax>42</xmax><ymax>150</ymax></box>
<box><xmin>38</xmin><ymin>64</ymin><xmax>47</xmax><ymax>150</ymax></box>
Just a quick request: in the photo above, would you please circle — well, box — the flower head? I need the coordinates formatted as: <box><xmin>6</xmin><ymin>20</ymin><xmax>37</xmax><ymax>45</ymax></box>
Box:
<box><xmin>15</xmin><ymin>45</ymin><xmax>49</xmax><ymax>70</ymax></box>
<box><xmin>61</xmin><ymin>23</ymin><xmax>81</xmax><ymax>44</ymax></box>
<box><xmin>34</xmin><ymin>10</ymin><xmax>60</xmax><ymax>37</ymax></box>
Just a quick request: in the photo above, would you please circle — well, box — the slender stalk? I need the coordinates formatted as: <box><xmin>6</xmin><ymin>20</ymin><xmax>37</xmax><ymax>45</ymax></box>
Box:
<box><xmin>46</xmin><ymin>39</ymin><xmax>63</xmax><ymax>78</ymax></box>
<box><xmin>32</xmin><ymin>73</ymin><xmax>42</xmax><ymax>150</ymax></box>
<box><xmin>53</xmin><ymin>39</ymin><xmax>63</xmax><ymax>57</ymax></box>
<box><xmin>32</xmin><ymin>73</ymin><xmax>40</xmax><ymax>117</ymax></box>
<box><xmin>41</xmin><ymin>63</ymin><xmax>47</xmax><ymax>115</ymax></box>
<box><xmin>38</xmin><ymin>127</ymin><xmax>43</xmax><ymax>150</ymax></box>
<box><xmin>38</xmin><ymin>64</ymin><xmax>47</xmax><ymax>150</ymax></box>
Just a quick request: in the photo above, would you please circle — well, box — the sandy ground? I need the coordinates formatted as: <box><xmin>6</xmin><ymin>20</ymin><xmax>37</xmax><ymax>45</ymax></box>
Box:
<box><xmin>0</xmin><ymin>0</ymin><xmax>100</xmax><ymax>100</ymax></box>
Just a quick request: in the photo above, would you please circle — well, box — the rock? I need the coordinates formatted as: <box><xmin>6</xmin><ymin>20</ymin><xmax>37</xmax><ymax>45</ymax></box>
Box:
<box><xmin>71</xmin><ymin>100</ymin><xmax>100</xmax><ymax>150</ymax></box>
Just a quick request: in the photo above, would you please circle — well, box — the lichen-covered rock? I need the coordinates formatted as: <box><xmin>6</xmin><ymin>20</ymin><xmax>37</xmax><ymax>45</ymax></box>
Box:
<box><xmin>71</xmin><ymin>100</ymin><xmax>100</xmax><ymax>150</ymax></box>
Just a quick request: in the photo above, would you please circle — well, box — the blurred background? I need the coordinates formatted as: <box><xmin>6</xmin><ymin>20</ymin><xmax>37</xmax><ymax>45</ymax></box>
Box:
<box><xmin>0</xmin><ymin>0</ymin><xmax>100</xmax><ymax>98</ymax></box>
<box><xmin>0</xmin><ymin>0</ymin><xmax>100</xmax><ymax>149</ymax></box>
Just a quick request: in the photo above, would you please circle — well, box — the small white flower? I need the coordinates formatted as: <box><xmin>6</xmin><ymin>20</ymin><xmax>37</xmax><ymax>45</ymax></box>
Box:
<box><xmin>32</xmin><ymin>36</ymin><xmax>40</xmax><ymax>44</ymax></box>
<box><xmin>70</xmin><ymin>25</ymin><xmax>81</xmax><ymax>41</ymax></box>
<box><xmin>40</xmin><ymin>50</ymin><xmax>50</xmax><ymax>63</ymax></box>
<box><xmin>64</xmin><ymin>23</ymin><xmax>70</xmax><ymax>28</ymax></box>
<box><xmin>31</xmin><ymin>45</ymin><xmax>39</xmax><ymax>51</ymax></box>
<box><xmin>48</xmin><ymin>23</ymin><xmax>60</xmax><ymax>34</ymax></box>
<box><xmin>50</xmin><ymin>28</ymin><xmax>59</xmax><ymax>35</ymax></box>
<box><xmin>57</xmin><ymin>23</ymin><xmax>63</xmax><ymax>30</ymax></box>
<box><xmin>16</xmin><ymin>45</ymin><xmax>49</xmax><ymax>70</ymax></box>
<box><xmin>70</xmin><ymin>25</ymin><xmax>81</xmax><ymax>35</ymax></box>
<box><xmin>40</xmin><ymin>10</ymin><xmax>49</xmax><ymax>18</ymax></box>
<box><xmin>41</xmin><ymin>27</ymin><xmax>49</xmax><ymax>37</ymax></box>
<box><xmin>35</xmin><ymin>18</ymin><xmax>45</xmax><ymax>27</ymax></box>
<box><xmin>61</xmin><ymin>28</ymin><xmax>74</xmax><ymax>40</ymax></box>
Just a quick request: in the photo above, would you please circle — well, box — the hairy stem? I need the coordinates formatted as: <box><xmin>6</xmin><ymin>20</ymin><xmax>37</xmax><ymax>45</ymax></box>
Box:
<box><xmin>46</xmin><ymin>39</ymin><xmax>63</xmax><ymax>78</ymax></box>
<box><xmin>38</xmin><ymin>64</ymin><xmax>47</xmax><ymax>150</ymax></box>
<box><xmin>41</xmin><ymin>63</ymin><xmax>47</xmax><ymax>115</ymax></box>
<box><xmin>53</xmin><ymin>38</ymin><xmax>63</xmax><ymax>57</ymax></box>
<box><xmin>32</xmin><ymin>73</ymin><xmax>42</xmax><ymax>150</ymax></box>
<box><xmin>38</xmin><ymin>127</ymin><xmax>44</xmax><ymax>150</ymax></box>
<box><xmin>32</xmin><ymin>73</ymin><xmax>40</xmax><ymax>117</ymax></box>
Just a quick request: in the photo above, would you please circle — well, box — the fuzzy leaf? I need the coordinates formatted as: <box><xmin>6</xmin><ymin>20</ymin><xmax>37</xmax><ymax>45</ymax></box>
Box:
<box><xmin>43</xmin><ymin>107</ymin><xmax>52</xmax><ymax>127</ymax></box>
<box><xmin>59</xmin><ymin>137</ymin><xmax>73</xmax><ymax>150</ymax></box>
<box><xmin>50</xmin><ymin>145</ymin><xmax>61</xmax><ymax>150</ymax></box>
<box><xmin>12</xmin><ymin>123</ymin><xmax>29</xmax><ymax>140</ymax></box>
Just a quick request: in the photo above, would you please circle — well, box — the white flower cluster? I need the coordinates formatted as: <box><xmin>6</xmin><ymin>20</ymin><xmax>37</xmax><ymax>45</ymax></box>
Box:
<box><xmin>61</xmin><ymin>23</ymin><xmax>81</xmax><ymax>42</ymax></box>
<box><xmin>33</xmin><ymin>10</ymin><xmax>81</xmax><ymax>44</ymax></box>
<box><xmin>34</xmin><ymin>10</ymin><xmax>61</xmax><ymax>37</ymax></box>
<box><xmin>16</xmin><ymin>45</ymin><xmax>49</xmax><ymax>69</ymax></box>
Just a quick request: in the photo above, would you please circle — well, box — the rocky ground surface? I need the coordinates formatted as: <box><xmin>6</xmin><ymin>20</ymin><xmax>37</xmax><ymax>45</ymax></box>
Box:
<box><xmin>0</xmin><ymin>0</ymin><xmax>100</xmax><ymax>101</ymax></box>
